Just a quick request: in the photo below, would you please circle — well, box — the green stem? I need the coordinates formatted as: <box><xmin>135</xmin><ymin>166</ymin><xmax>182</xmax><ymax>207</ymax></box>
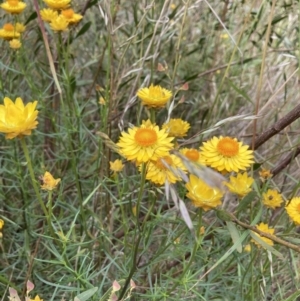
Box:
<box><xmin>20</xmin><ymin>137</ymin><xmax>52</xmax><ymax>233</ymax></box>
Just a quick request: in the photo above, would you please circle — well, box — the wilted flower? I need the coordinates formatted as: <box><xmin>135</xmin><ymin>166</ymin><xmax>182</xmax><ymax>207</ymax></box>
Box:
<box><xmin>41</xmin><ymin>171</ymin><xmax>61</xmax><ymax>191</ymax></box>
<box><xmin>262</xmin><ymin>189</ymin><xmax>283</xmax><ymax>209</ymax></box>
<box><xmin>185</xmin><ymin>174</ymin><xmax>224</xmax><ymax>211</ymax></box>
<box><xmin>0</xmin><ymin>97</ymin><xmax>38</xmax><ymax>139</ymax></box>
<box><xmin>137</xmin><ymin>84</ymin><xmax>172</xmax><ymax>108</ymax></box>
<box><xmin>1</xmin><ymin>0</ymin><xmax>26</xmax><ymax>14</ymax></box>
<box><xmin>162</xmin><ymin>118</ymin><xmax>190</xmax><ymax>138</ymax></box>
<box><xmin>259</xmin><ymin>168</ymin><xmax>272</xmax><ymax>182</ymax></box>
<box><xmin>224</xmin><ymin>172</ymin><xmax>254</xmax><ymax>198</ymax></box>
<box><xmin>61</xmin><ymin>8</ymin><xmax>83</xmax><ymax>24</ymax></box>
<box><xmin>286</xmin><ymin>197</ymin><xmax>300</xmax><ymax>225</ymax></box>
<box><xmin>200</xmin><ymin>136</ymin><xmax>254</xmax><ymax>172</ymax></box>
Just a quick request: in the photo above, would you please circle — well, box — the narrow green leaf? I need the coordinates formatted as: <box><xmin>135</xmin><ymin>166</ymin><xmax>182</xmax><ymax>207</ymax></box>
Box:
<box><xmin>74</xmin><ymin>287</ymin><xmax>98</xmax><ymax>301</ymax></box>
<box><xmin>76</xmin><ymin>22</ymin><xmax>92</xmax><ymax>39</ymax></box>
<box><xmin>236</xmin><ymin>191</ymin><xmax>257</xmax><ymax>214</ymax></box>
<box><xmin>226</xmin><ymin>221</ymin><xmax>242</xmax><ymax>253</ymax></box>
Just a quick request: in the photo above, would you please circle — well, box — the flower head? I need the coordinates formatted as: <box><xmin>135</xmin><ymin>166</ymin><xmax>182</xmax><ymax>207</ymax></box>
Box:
<box><xmin>286</xmin><ymin>197</ymin><xmax>300</xmax><ymax>225</ymax></box>
<box><xmin>259</xmin><ymin>168</ymin><xmax>273</xmax><ymax>182</ymax></box>
<box><xmin>9</xmin><ymin>39</ymin><xmax>21</xmax><ymax>49</ymax></box>
<box><xmin>50</xmin><ymin>15</ymin><xmax>69</xmax><ymax>31</ymax></box>
<box><xmin>251</xmin><ymin>222</ymin><xmax>274</xmax><ymax>248</ymax></box>
<box><xmin>40</xmin><ymin>8</ymin><xmax>58</xmax><ymax>22</ymax></box>
<box><xmin>0</xmin><ymin>23</ymin><xmax>20</xmax><ymax>40</ymax></box>
<box><xmin>137</xmin><ymin>84</ymin><xmax>172</xmax><ymax>108</ymax></box>
<box><xmin>29</xmin><ymin>296</ymin><xmax>43</xmax><ymax>301</ymax></box>
<box><xmin>224</xmin><ymin>172</ymin><xmax>254</xmax><ymax>198</ymax></box>
<box><xmin>15</xmin><ymin>22</ymin><xmax>25</xmax><ymax>33</ymax></box>
<box><xmin>162</xmin><ymin>118</ymin><xmax>190</xmax><ymax>138</ymax></box>
<box><xmin>61</xmin><ymin>8</ymin><xmax>83</xmax><ymax>24</ymax></box>
<box><xmin>1</xmin><ymin>0</ymin><xmax>26</xmax><ymax>14</ymax></box>
<box><xmin>41</xmin><ymin>171</ymin><xmax>61</xmax><ymax>191</ymax></box>
<box><xmin>43</xmin><ymin>0</ymin><xmax>71</xmax><ymax>10</ymax></box>
<box><xmin>143</xmin><ymin>154</ymin><xmax>186</xmax><ymax>185</ymax></box>
<box><xmin>185</xmin><ymin>174</ymin><xmax>224</xmax><ymax>211</ymax></box>
<box><xmin>179</xmin><ymin>148</ymin><xmax>206</xmax><ymax>166</ymax></box>
<box><xmin>117</xmin><ymin>120</ymin><xmax>174</xmax><ymax>163</ymax></box>
<box><xmin>110</xmin><ymin>159</ymin><xmax>124</xmax><ymax>173</ymax></box>
<box><xmin>262</xmin><ymin>189</ymin><xmax>283</xmax><ymax>209</ymax></box>
<box><xmin>200</xmin><ymin>136</ymin><xmax>254</xmax><ymax>172</ymax></box>
<box><xmin>0</xmin><ymin>97</ymin><xmax>38</xmax><ymax>139</ymax></box>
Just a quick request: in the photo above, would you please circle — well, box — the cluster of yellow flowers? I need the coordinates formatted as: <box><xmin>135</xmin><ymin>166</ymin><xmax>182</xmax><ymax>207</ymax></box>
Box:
<box><xmin>0</xmin><ymin>0</ymin><xmax>27</xmax><ymax>49</ymax></box>
<box><xmin>40</xmin><ymin>0</ymin><xmax>83</xmax><ymax>32</ymax></box>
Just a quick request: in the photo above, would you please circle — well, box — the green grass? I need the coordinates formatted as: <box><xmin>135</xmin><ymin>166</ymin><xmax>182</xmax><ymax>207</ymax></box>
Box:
<box><xmin>1</xmin><ymin>0</ymin><xmax>300</xmax><ymax>300</ymax></box>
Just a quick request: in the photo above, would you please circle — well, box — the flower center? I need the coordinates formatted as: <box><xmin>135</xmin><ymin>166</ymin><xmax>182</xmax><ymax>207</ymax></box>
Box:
<box><xmin>134</xmin><ymin>128</ymin><xmax>157</xmax><ymax>146</ymax></box>
<box><xmin>217</xmin><ymin>137</ymin><xmax>239</xmax><ymax>157</ymax></box>
<box><xmin>4</xmin><ymin>23</ymin><xmax>14</xmax><ymax>31</ymax></box>
<box><xmin>185</xmin><ymin>149</ymin><xmax>199</xmax><ymax>161</ymax></box>
<box><xmin>155</xmin><ymin>156</ymin><xmax>173</xmax><ymax>170</ymax></box>
<box><xmin>61</xmin><ymin>9</ymin><xmax>74</xmax><ymax>18</ymax></box>
<box><xmin>8</xmin><ymin>0</ymin><xmax>19</xmax><ymax>6</ymax></box>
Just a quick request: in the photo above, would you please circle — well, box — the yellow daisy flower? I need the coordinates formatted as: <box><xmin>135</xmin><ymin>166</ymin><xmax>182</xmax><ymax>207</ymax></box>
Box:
<box><xmin>30</xmin><ymin>295</ymin><xmax>43</xmax><ymax>301</ymax></box>
<box><xmin>0</xmin><ymin>23</ymin><xmax>20</xmax><ymax>40</ymax></box>
<box><xmin>15</xmin><ymin>22</ymin><xmax>25</xmax><ymax>33</ymax></box>
<box><xmin>286</xmin><ymin>197</ymin><xmax>300</xmax><ymax>225</ymax></box>
<box><xmin>50</xmin><ymin>15</ymin><xmax>69</xmax><ymax>31</ymax></box>
<box><xmin>185</xmin><ymin>174</ymin><xmax>224</xmax><ymax>211</ymax></box>
<box><xmin>40</xmin><ymin>8</ymin><xmax>58</xmax><ymax>22</ymax></box>
<box><xmin>251</xmin><ymin>222</ymin><xmax>274</xmax><ymax>248</ymax></box>
<box><xmin>0</xmin><ymin>0</ymin><xmax>26</xmax><ymax>14</ymax></box>
<box><xmin>200</xmin><ymin>136</ymin><xmax>254</xmax><ymax>172</ymax></box>
<box><xmin>9</xmin><ymin>38</ymin><xmax>21</xmax><ymax>49</ymax></box>
<box><xmin>61</xmin><ymin>8</ymin><xmax>83</xmax><ymax>24</ymax></box>
<box><xmin>137</xmin><ymin>84</ymin><xmax>172</xmax><ymax>108</ymax></box>
<box><xmin>224</xmin><ymin>172</ymin><xmax>254</xmax><ymax>198</ymax></box>
<box><xmin>116</xmin><ymin>120</ymin><xmax>174</xmax><ymax>163</ymax></box>
<box><xmin>262</xmin><ymin>189</ymin><xmax>283</xmax><ymax>209</ymax></box>
<box><xmin>0</xmin><ymin>97</ymin><xmax>38</xmax><ymax>139</ymax></box>
<box><xmin>41</xmin><ymin>171</ymin><xmax>61</xmax><ymax>191</ymax></box>
<box><xmin>179</xmin><ymin>148</ymin><xmax>206</xmax><ymax>165</ymax></box>
<box><xmin>110</xmin><ymin>159</ymin><xmax>124</xmax><ymax>173</ymax></box>
<box><xmin>143</xmin><ymin>154</ymin><xmax>187</xmax><ymax>185</ymax></box>
<box><xmin>43</xmin><ymin>0</ymin><xmax>71</xmax><ymax>10</ymax></box>
<box><xmin>162</xmin><ymin>118</ymin><xmax>190</xmax><ymax>138</ymax></box>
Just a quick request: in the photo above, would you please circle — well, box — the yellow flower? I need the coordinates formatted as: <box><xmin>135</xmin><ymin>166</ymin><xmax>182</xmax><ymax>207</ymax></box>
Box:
<box><xmin>0</xmin><ymin>23</ymin><xmax>20</xmax><ymax>40</ymax></box>
<box><xmin>199</xmin><ymin>226</ymin><xmax>205</xmax><ymax>235</ymax></box>
<box><xmin>259</xmin><ymin>168</ymin><xmax>272</xmax><ymax>182</ymax></box>
<box><xmin>0</xmin><ymin>0</ymin><xmax>26</xmax><ymax>14</ymax></box>
<box><xmin>30</xmin><ymin>295</ymin><xmax>43</xmax><ymax>301</ymax></box>
<box><xmin>143</xmin><ymin>154</ymin><xmax>187</xmax><ymax>185</ymax></box>
<box><xmin>251</xmin><ymin>223</ymin><xmax>274</xmax><ymax>248</ymax></box>
<box><xmin>43</xmin><ymin>0</ymin><xmax>71</xmax><ymax>10</ymax></box>
<box><xmin>286</xmin><ymin>197</ymin><xmax>300</xmax><ymax>225</ymax></box>
<box><xmin>15</xmin><ymin>22</ymin><xmax>25</xmax><ymax>33</ymax></box>
<box><xmin>200</xmin><ymin>136</ymin><xmax>254</xmax><ymax>172</ymax></box>
<box><xmin>0</xmin><ymin>219</ymin><xmax>4</xmax><ymax>230</ymax></box>
<box><xmin>162</xmin><ymin>118</ymin><xmax>190</xmax><ymax>138</ymax></box>
<box><xmin>98</xmin><ymin>97</ymin><xmax>106</xmax><ymax>105</ymax></box>
<box><xmin>40</xmin><ymin>8</ymin><xmax>58</xmax><ymax>22</ymax></box>
<box><xmin>50</xmin><ymin>15</ymin><xmax>69</xmax><ymax>31</ymax></box>
<box><xmin>41</xmin><ymin>171</ymin><xmax>61</xmax><ymax>191</ymax></box>
<box><xmin>224</xmin><ymin>172</ymin><xmax>254</xmax><ymax>198</ymax></box>
<box><xmin>0</xmin><ymin>97</ymin><xmax>38</xmax><ymax>139</ymax></box>
<box><xmin>61</xmin><ymin>8</ymin><xmax>83</xmax><ymax>24</ymax></box>
<box><xmin>137</xmin><ymin>84</ymin><xmax>172</xmax><ymax>108</ymax></box>
<box><xmin>262</xmin><ymin>189</ymin><xmax>283</xmax><ymax>209</ymax></box>
<box><xmin>117</xmin><ymin>120</ymin><xmax>174</xmax><ymax>163</ymax></box>
<box><xmin>9</xmin><ymin>38</ymin><xmax>21</xmax><ymax>49</ymax></box>
<box><xmin>110</xmin><ymin>159</ymin><xmax>124</xmax><ymax>173</ymax></box>
<box><xmin>244</xmin><ymin>244</ymin><xmax>251</xmax><ymax>252</ymax></box>
<box><xmin>179</xmin><ymin>148</ymin><xmax>206</xmax><ymax>166</ymax></box>
<box><xmin>185</xmin><ymin>174</ymin><xmax>224</xmax><ymax>211</ymax></box>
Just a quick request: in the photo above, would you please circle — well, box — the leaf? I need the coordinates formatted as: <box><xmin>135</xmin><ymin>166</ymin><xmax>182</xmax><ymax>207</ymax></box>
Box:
<box><xmin>226</xmin><ymin>221</ymin><xmax>242</xmax><ymax>253</ymax></box>
<box><xmin>74</xmin><ymin>287</ymin><xmax>98</xmax><ymax>301</ymax></box>
<box><xmin>76</xmin><ymin>22</ymin><xmax>92</xmax><ymax>39</ymax></box>
<box><xmin>236</xmin><ymin>191</ymin><xmax>257</xmax><ymax>214</ymax></box>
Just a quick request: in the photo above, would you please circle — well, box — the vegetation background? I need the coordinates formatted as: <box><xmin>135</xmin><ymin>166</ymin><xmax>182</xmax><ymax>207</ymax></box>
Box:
<box><xmin>1</xmin><ymin>0</ymin><xmax>300</xmax><ymax>300</ymax></box>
